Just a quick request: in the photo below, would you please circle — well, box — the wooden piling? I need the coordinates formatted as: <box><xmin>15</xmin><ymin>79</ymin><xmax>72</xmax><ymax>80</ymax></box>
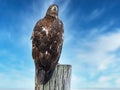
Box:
<box><xmin>35</xmin><ymin>64</ymin><xmax>72</xmax><ymax>90</ymax></box>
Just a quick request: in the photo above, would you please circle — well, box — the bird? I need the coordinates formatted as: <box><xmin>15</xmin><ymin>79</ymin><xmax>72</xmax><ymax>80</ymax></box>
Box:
<box><xmin>31</xmin><ymin>4</ymin><xmax>64</xmax><ymax>85</ymax></box>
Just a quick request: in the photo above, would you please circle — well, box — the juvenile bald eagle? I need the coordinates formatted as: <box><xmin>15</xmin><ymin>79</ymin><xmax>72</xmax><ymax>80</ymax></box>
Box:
<box><xmin>31</xmin><ymin>4</ymin><xmax>64</xmax><ymax>84</ymax></box>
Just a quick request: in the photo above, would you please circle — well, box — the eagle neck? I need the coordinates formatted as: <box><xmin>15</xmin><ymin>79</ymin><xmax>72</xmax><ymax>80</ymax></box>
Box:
<box><xmin>45</xmin><ymin>15</ymin><xmax>56</xmax><ymax>20</ymax></box>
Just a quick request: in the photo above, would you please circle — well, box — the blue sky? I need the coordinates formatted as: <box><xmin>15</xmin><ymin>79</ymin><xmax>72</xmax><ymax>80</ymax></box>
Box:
<box><xmin>0</xmin><ymin>0</ymin><xmax>120</xmax><ymax>89</ymax></box>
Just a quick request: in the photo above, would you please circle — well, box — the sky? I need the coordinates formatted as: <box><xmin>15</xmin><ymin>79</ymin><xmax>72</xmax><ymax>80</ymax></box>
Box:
<box><xmin>0</xmin><ymin>0</ymin><xmax>120</xmax><ymax>89</ymax></box>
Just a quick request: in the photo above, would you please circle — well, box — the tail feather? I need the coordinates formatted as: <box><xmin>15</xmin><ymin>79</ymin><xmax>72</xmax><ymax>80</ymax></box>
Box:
<box><xmin>43</xmin><ymin>68</ymin><xmax>55</xmax><ymax>84</ymax></box>
<box><xmin>36</xmin><ymin>68</ymin><xmax>45</xmax><ymax>84</ymax></box>
<box><xmin>36</xmin><ymin>68</ymin><xmax>55</xmax><ymax>85</ymax></box>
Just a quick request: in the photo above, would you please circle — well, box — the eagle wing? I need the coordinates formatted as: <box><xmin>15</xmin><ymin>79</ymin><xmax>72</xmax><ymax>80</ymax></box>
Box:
<box><xmin>31</xmin><ymin>18</ymin><xmax>64</xmax><ymax>84</ymax></box>
<box><xmin>31</xmin><ymin>20</ymin><xmax>45</xmax><ymax>69</ymax></box>
<box><xmin>50</xmin><ymin>19</ymin><xmax>64</xmax><ymax>68</ymax></box>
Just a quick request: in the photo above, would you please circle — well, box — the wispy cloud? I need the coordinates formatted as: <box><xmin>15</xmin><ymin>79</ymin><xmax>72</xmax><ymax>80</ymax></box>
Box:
<box><xmin>0</xmin><ymin>30</ymin><xmax>12</xmax><ymax>42</ymax></box>
<box><xmin>77</xmin><ymin>29</ymin><xmax>120</xmax><ymax>66</ymax></box>
<box><xmin>0</xmin><ymin>72</ymin><xmax>34</xmax><ymax>88</ymax></box>
<box><xmin>84</xmin><ymin>8</ymin><xmax>104</xmax><ymax>22</ymax></box>
<box><xmin>71</xmin><ymin>28</ymin><xmax>120</xmax><ymax>88</ymax></box>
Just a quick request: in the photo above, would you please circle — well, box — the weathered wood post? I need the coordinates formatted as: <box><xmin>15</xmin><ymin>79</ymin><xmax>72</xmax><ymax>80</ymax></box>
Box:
<box><xmin>35</xmin><ymin>64</ymin><xmax>72</xmax><ymax>90</ymax></box>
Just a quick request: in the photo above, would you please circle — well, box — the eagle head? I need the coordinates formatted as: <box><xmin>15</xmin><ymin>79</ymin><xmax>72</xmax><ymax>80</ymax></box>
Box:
<box><xmin>46</xmin><ymin>4</ymin><xmax>58</xmax><ymax>19</ymax></box>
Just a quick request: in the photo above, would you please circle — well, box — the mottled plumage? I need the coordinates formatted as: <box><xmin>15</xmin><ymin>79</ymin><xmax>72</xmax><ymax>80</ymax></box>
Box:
<box><xmin>31</xmin><ymin>4</ymin><xmax>64</xmax><ymax>84</ymax></box>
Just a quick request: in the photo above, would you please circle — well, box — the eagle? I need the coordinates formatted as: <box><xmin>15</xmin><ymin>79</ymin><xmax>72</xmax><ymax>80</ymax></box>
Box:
<box><xmin>31</xmin><ymin>4</ymin><xmax>64</xmax><ymax>84</ymax></box>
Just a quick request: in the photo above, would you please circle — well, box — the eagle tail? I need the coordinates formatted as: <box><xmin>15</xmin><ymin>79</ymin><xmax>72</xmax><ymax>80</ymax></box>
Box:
<box><xmin>36</xmin><ymin>68</ymin><xmax>45</xmax><ymax>84</ymax></box>
<box><xmin>43</xmin><ymin>68</ymin><xmax>55</xmax><ymax>84</ymax></box>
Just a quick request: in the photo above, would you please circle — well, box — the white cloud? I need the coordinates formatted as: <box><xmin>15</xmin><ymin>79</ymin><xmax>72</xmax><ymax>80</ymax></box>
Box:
<box><xmin>71</xmin><ymin>74</ymin><xmax>88</xmax><ymax>89</ymax></box>
<box><xmin>95</xmin><ymin>31</ymin><xmax>120</xmax><ymax>52</ymax></box>
<box><xmin>0</xmin><ymin>30</ymin><xmax>12</xmax><ymax>41</ymax></box>
<box><xmin>72</xmin><ymin>74</ymin><xmax>87</xmax><ymax>83</ymax></box>
<box><xmin>72</xmin><ymin>28</ymin><xmax>120</xmax><ymax>88</ymax></box>
<box><xmin>77</xmin><ymin>30</ymin><xmax>120</xmax><ymax>67</ymax></box>
<box><xmin>98</xmin><ymin>76</ymin><xmax>111</xmax><ymax>83</ymax></box>
<box><xmin>85</xmin><ymin>8</ymin><xmax>104</xmax><ymax>22</ymax></box>
<box><xmin>0</xmin><ymin>70</ymin><xmax>34</xmax><ymax>88</ymax></box>
<box><xmin>116</xmin><ymin>78</ymin><xmax>120</xmax><ymax>85</ymax></box>
<box><xmin>59</xmin><ymin>0</ymin><xmax>70</xmax><ymax>14</ymax></box>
